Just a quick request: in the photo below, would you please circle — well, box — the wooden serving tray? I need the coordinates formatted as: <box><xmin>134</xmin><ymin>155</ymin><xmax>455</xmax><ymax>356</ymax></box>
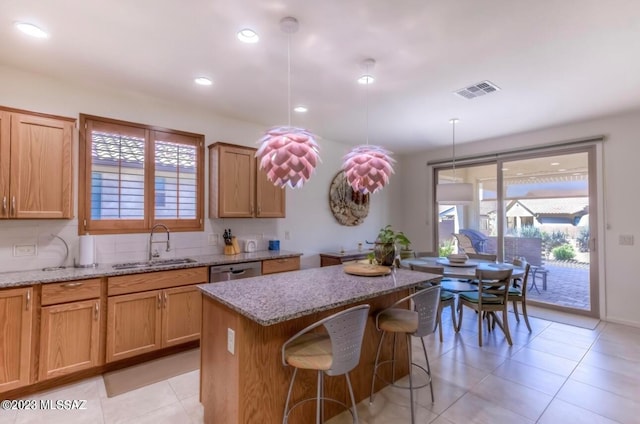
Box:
<box><xmin>343</xmin><ymin>263</ymin><xmax>391</xmax><ymax>276</ymax></box>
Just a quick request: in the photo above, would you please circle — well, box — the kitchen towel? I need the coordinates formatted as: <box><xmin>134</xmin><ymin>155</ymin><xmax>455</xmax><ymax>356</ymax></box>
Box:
<box><xmin>78</xmin><ymin>235</ymin><xmax>96</xmax><ymax>266</ymax></box>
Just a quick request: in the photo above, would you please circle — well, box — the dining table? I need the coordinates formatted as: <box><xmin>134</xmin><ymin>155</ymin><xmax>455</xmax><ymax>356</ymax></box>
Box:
<box><xmin>401</xmin><ymin>256</ymin><xmax>525</xmax><ymax>292</ymax></box>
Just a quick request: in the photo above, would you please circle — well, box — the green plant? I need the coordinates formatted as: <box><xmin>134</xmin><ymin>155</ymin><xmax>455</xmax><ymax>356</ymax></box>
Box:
<box><xmin>375</xmin><ymin>225</ymin><xmax>411</xmax><ymax>249</ymax></box>
<box><xmin>439</xmin><ymin>239</ymin><xmax>455</xmax><ymax>257</ymax></box>
<box><xmin>552</xmin><ymin>244</ymin><xmax>576</xmax><ymax>261</ymax></box>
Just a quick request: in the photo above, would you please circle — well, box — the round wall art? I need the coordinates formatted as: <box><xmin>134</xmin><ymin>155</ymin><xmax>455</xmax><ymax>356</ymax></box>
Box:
<box><xmin>329</xmin><ymin>170</ymin><xmax>370</xmax><ymax>226</ymax></box>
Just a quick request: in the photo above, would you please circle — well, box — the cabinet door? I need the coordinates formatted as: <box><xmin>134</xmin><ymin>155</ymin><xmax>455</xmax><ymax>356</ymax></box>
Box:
<box><xmin>256</xmin><ymin>164</ymin><xmax>286</xmax><ymax>218</ymax></box>
<box><xmin>39</xmin><ymin>299</ymin><xmax>101</xmax><ymax>380</ymax></box>
<box><xmin>10</xmin><ymin>113</ymin><xmax>73</xmax><ymax>218</ymax></box>
<box><xmin>209</xmin><ymin>144</ymin><xmax>256</xmax><ymax>218</ymax></box>
<box><xmin>0</xmin><ymin>287</ymin><xmax>33</xmax><ymax>392</ymax></box>
<box><xmin>162</xmin><ymin>285</ymin><xmax>202</xmax><ymax>347</ymax></box>
<box><xmin>106</xmin><ymin>291</ymin><xmax>162</xmax><ymax>362</ymax></box>
<box><xmin>0</xmin><ymin>112</ymin><xmax>9</xmax><ymax>218</ymax></box>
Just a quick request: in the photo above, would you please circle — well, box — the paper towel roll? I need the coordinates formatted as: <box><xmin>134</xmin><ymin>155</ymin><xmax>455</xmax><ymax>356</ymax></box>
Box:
<box><xmin>78</xmin><ymin>235</ymin><xmax>95</xmax><ymax>266</ymax></box>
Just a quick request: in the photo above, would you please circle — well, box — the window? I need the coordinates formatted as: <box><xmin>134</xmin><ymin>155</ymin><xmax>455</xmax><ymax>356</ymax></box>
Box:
<box><xmin>79</xmin><ymin>115</ymin><xmax>204</xmax><ymax>234</ymax></box>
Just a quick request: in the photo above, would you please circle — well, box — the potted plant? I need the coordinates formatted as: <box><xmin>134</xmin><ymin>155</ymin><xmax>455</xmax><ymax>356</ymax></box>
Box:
<box><xmin>373</xmin><ymin>225</ymin><xmax>412</xmax><ymax>265</ymax></box>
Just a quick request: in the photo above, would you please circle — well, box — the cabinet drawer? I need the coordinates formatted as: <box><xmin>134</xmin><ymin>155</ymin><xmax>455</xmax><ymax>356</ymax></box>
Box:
<box><xmin>108</xmin><ymin>267</ymin><xmax>208</xmax><ymax>296</ymax></box>
<box><xmin>41</xmin><ymin>278</ymin><xmax>102</xmax><ymax>306</ymax></box>
<box><xmin>262</xmin><ymin>257</ymin><xmax>300</xmax><ymax>275</ymax></box>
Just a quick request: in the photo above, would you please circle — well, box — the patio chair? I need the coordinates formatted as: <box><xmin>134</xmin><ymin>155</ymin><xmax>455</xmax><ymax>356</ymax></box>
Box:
<box><xmin>456</xmin><ymin>268</ymin><xmax>513</xmax><ymax>346</ymax></box>
<box><xmin>410</xmin><ymin>263</ymin><xmax>457</xmax><ymax>342</ymax></box>
<box><xmin>453</xmin><ymin>233</ymin><xmax>477</xmax><ymax>254</ymax></box>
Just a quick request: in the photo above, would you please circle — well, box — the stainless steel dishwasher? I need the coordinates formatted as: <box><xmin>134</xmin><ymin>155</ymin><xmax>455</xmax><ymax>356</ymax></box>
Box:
<box><xmin>210</xmin><ymin>261</ymin><xmax>262</xmax><ymax>282</ymax></box>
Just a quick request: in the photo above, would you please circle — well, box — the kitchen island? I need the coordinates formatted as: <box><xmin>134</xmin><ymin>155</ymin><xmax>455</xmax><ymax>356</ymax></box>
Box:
<box><xmin>198</xmin><ymin>265</ymin><xmax>439</xmax><ymax>423</ymax></box>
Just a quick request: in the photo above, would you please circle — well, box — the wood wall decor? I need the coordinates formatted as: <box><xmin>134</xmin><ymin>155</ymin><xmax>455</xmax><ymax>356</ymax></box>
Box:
<box><xmin>329</xmin><ymin>171</ymin><xmax>370</xmax><ymax>226</ymax></box>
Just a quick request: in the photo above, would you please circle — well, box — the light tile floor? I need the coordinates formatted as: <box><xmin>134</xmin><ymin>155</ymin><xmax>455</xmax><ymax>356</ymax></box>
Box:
<box><xmin>2</xmin><ymin>311</ymin><xmax>640</xmax><ymax>424</ymax></box>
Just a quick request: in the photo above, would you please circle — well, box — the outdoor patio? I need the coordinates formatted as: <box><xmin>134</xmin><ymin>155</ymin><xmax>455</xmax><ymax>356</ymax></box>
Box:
<box><xmin>526</xmin><ymin>259</ymin><xmax>590</xmax><ymax>311</ymax></box>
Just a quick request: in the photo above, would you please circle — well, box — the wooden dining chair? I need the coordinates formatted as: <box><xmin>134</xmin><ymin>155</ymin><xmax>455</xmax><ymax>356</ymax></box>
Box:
<box><xmin>508</xmin><ymin>258</ymin><xmax>532</xmax><ymax>332</ymax></box>
<box><xmin>410</xmin><ymin>263</ymin><xmax>457</xmax><ymax>342</ymax></box>
<box><xmin>456</xmin><ymin>268</ymin><xmax>513</xmax><ymax>346</ymax></box>
<box><xmin>466</xmin><ymin>252</ymin><xmax>497</xmax><ymax>262</ymax></box>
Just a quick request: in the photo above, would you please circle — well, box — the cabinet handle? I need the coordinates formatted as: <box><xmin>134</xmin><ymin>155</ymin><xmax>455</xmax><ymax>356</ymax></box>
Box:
<box><xmin>11</xmin><ymin>196</ymin><xmax>16</xmax><ymax>216</ymax></box>
<box><xmin>157</xmin><ymin>293</ymin><xmax>162</xmax><ymax>309</ymax></box>
<box><xmin>250</xmin><ymin>204</ymin><xmax>254</xmax><ymax>214</ymax></box>
<box><xmin>62</xmin><ymin>282</ymin><xmax>84</xmax><ymax>288</ymax></box>
<box><xmin>257</xmin><ymin>205</ymin><xmax>261</xmax><ymax>215</ymax></box>
<box><xmin>163</xmin><ymin>292</ymin><xmax>168</xmax><ymax>308</ymax></box>
<box><xmin>277</xmin><ymin>259</ymin><xmax>288</xmax><ymax>263</ymax></box>
<box><xmin>2</xmin><ymin>196</ymin><xmax>6</xmax><ymax>213</ymax></box>
<box><xmin>94</xmin><ymin>302</ymin><xmax>99</xmax><ymax>321</ymax></box>
<box><xmin>26</xmin><ymin>290</ymin><xmax>31</xmax><ymax>310</ymax></box>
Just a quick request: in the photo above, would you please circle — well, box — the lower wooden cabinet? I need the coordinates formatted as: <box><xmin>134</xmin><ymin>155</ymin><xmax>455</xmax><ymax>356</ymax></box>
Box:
<box><xmin>106</xmin><ymin>285</ymin><xmax>202</xmax><ymax>362</ymax></box>
<box><xmin>39</xmin><ymin>299</ymin><xmax>101</xmax><ymax>380</ymax></box>
<box><xmin>262</xmin><ymin>256</ymin><xmax>300</xmax><ymax>275</ymax></box>
<box><xmin>0</xmin><ymin>287</ymin><xmax>33</xmax><ymax>393</ymax></box>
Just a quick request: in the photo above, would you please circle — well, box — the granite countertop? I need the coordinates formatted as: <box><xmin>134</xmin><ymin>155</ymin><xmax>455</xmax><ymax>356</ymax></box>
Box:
<box><xmin>0</xmin><ymin>250</ymin><xmax>302</xmax><ymax>289</ymax></box>
<box><xmin>198</xmin><ymin>265</ymin><xmax>439</xmax><ymax>326</ymax></box>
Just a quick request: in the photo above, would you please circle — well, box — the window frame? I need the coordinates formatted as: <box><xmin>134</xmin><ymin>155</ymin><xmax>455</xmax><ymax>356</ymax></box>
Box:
<box><xmin>78</xmin><ymin>114</ymin><xmax>204</xmax><ymax>235</ymax></box>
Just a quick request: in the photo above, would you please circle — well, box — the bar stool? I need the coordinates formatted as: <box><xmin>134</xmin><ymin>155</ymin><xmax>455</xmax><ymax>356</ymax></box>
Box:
<box><xmin>369</xmin><ymin>285</ymin><xmax>440</xmax><ymax>423</ymax></box>
<box><xmin>281</xmin><ymin>304</ymin><xmax>370</xmax><ymax>424</ymax></box>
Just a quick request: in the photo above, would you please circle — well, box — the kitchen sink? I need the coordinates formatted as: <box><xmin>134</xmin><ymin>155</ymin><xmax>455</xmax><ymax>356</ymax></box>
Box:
<box><xmin>112</xmin><ymin>258</ymin><xmax>198</xmax><ymax>270</ymax></box>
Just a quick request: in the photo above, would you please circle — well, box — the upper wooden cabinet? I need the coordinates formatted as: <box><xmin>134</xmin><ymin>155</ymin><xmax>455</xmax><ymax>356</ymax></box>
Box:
<box><xmin>208</xmin><ymin>142</ymin><xmax>285</xmax><ymax>218</ymax></box>
<box><xmin>0</xmin><ymin>107</ymin><xmax>74</xmax><ymax>219</ymax></box>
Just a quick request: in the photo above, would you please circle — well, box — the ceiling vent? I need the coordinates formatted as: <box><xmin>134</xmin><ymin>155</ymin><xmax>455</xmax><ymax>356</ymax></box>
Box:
<box><xmin>454</xmin><ymin>80</ymin><xmax>501</xmax><ymax>100</ymax></box>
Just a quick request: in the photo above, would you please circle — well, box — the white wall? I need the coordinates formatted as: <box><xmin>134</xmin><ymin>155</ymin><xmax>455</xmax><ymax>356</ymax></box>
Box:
<box><xmin>0</xmin><ymin>65</ymin><xmax>399</xmax><ymax>271</ymax></box>
<box><xmin>397</xmin><ymin>110</ymin><xmax>640</xmax><ymax>327</ymax></box>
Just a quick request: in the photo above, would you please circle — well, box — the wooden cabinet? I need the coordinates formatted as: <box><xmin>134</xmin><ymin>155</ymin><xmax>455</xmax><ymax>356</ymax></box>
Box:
<box><xmin>0</xmin><ymin>107</ymin><xmax>74</xmax><ymax>219</ymax></box>
<box><xmin>0</xmin><ymin>287</ymin><xmax>33</xmax><ymax>393</ymax></box>
<box><xmin>320</xmin><ymin>250</ymin><xmax>370</xmax><ymax>267</ymax></box>
<box><xmin>39</xmin><ymin>279</ymin><xmax>102</xmax><ymax>380</ymax></box>
<box><xmin>262</xmin><ymin>256</ymin><xmax>300</xmax><ymax>275</ymax></box>
<box><xmin>209</xmin><ymin>142</ymin><xmax>285</xmax><ymax>218</ymax></box>
<box><xmin>106</xmin><ymin>267</ymin><xmax>207</xmax><ymax>362</ymax></box>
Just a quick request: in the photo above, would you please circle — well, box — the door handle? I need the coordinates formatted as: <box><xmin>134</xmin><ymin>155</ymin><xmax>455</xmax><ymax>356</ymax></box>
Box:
<box><xmin>590</xmin><ymin>237</ymin><xmax>596</xmax><ymax>252</ymax></box>
<box><xmin>94</xmin><ymin>302</ymin><xmax>99</xmax><ymax>320</ymax></box>
<box><xmin>157</xmin><ymin>292</ymin><xmax>162</xmax><ymax>309</ymax></box>
<box><xmin>11</xmin><ymin>196</ymin><xmax>16</xmax><ymax>216</ymax></box>
<box><xmin>163</xmin><ymin>292</ymin><xmax>168</xmax><ymax>308</ymax></box>
<box><xmin>26</xmin><ymin>290</ymin><xmax>31</xmax><ymax>310</ymax></box>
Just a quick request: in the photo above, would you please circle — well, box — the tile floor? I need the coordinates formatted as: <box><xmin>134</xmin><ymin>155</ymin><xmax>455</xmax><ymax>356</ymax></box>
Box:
<box><xmin>2</xmin><ymin>310</ymin><xmax>640</xmax><ymax>424</ymax></box>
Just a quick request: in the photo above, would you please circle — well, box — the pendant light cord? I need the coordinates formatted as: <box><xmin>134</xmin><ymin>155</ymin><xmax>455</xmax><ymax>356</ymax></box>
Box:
<box><xmin>287</xmin><ymin>32</ymin><xmax>292</xmax><ymax>127</ymax></box>
<box><xmin>365</xmin><ymin>62</ymin><xmax>370</xmax><ymax>145</ymax></box>
<box><xmin>451</xmin><ymin>118</ymin><xmax>458</xmax><ymax>180</ymax></box>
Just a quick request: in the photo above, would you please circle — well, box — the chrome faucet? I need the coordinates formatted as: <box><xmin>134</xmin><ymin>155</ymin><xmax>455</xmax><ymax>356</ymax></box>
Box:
<box><xmin>149</xmin><ymin>224</ymin><xmax>170</xmax><ymax>261</ymax></box>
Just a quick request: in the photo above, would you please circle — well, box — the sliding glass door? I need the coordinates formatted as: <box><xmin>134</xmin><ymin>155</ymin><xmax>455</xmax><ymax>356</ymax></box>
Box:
<box><xmin>435</xmin><ymin>146</ymin><xmax>598</xmax><ymax>316</ymax></box>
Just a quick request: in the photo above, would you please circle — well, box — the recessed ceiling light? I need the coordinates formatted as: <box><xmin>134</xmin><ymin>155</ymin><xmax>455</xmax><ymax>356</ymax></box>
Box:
<box><xmin>502</xmin><ymin>168</ymin><xmax>509</xmax><ymax>171</ymax></box>
<box><xmin>558</xmin><ymin>168</ymin><xmax>566</xmax><ymax>172</ymax></box>
<box><xmin>15</xmin><ymin>22</ymin><xmax>49</xmax><ymax>39</ymax></box>
<box><xmin>357</xmin><ymin>75</ymin><xmax>374</xmax><ymax>85</ymax></box>
<box><xmin>293</xmin><ymin>106</ymin><xmax>308</xmax><ymax>113</ymax></box>
<box><xmin>550</xmin><ymin>162</ymin><xmax>560</xmax><ymax>166</ymax></box>
<box><xmin>194</xmin><ymin>77</ymin><xmax>212</xmax><ymax>86</ymax></box>
<box><xmin>237</xmin><ymin>28</ymin><xmax>259</xmax><ymax>43</ymax></box>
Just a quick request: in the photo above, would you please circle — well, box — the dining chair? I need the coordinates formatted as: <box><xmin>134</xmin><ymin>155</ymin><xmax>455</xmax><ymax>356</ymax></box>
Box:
<box><xmin>456</xmin><ymin>268</ymin><xmax>513</xmax><ymax>346</ymax></box>
<box><xmin>281</xmin><ymin>304</ymin><xmax>370</xmax><ymax>424</ymax></box>
<box><xmin>410</xmin><ymin>263</ymin><xmax>457</xmax><ymax>342</ymax></box>
<box><xmin>369</xmin><ymin>285</ymin><xmax>440</xmax><ymax>424</ymax></box>
<box><xmin>413</xmin><ymin>251</ymin><xmax>439</xmax><ymax>258</ymax></box>
<box><xmin>466</xmin><ymin>252</ymin><xmax>497</xmax><ymax>262</ymax></box>
<box><xmin>508</xmin><ymin>258</ymin><xmax>532</xmax><ymax>332</ymax></box>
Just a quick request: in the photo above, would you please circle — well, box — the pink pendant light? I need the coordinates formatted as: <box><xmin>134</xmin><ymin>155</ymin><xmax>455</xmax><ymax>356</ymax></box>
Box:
<box><xmin>256</xmin><ymin>17</ymin><xmax>320</xmax><ymax>189</ymax></box>
<box><xmin>342</xmin><ymin>59</ymin><xmax>394</xmax><ymax>194</ymax></box>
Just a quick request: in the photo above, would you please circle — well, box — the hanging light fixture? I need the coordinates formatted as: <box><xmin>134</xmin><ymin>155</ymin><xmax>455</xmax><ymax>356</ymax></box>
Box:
<box><xmin>435</xmin><ymin>118</ymin><xmax>473</xmax><ymax>204</ymax></box>
<box><xmin>342</xmin><ymin>58</ymin><xmax>395</xmax><ymax>194</ymax></box>
<box><xmin>256</xmin><ymin>16</ymin><xmax>320</xmax><ymax>189</ymax></box>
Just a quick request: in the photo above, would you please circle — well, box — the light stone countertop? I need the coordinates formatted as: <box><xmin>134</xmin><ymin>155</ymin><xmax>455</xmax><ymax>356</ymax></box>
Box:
<box><xmin>198</xmin><ymin>265</ymin><xmax>439</xmax><ymax>326</ymax></box>
<box><xmin>0</xmin><ymin>250</ymin><xmax>302</xmax><ymax>289</ymax></box>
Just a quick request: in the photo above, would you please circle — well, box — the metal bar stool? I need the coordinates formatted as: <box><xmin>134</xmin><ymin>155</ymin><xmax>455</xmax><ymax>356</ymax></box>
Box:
<box><xmin>369</xmin><ymin>285</ymin><xmax>440</xmax><ymax>423</ymax></box>
<box><xmin>281</xmin><ymin>304</ymin><xmax>370</xmax><ymax>424</ymax></box>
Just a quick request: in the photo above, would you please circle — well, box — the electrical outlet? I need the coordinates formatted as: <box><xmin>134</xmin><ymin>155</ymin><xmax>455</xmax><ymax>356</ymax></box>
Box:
<box><xmin>285</xmin><ymin>231</ymin><xmax>291</xmax><ymax>240</ymax></box>
<box><xmin>619</xmin><ymin>234</ymin><xmax>634</xmax><ymax>246</ymax></box>
<box><xmin>13</xmin><ymin>244</ymin><xmax>37</xmax><ymax>257</ymax></box>
<box><xmin>208</xmin><ymin>233</ymin><xmax>219</xmax><ymax>246</ymax></box>
<box><xmin>227</xmin><ymin>328</ymin><xmax>235</xmax><ymax>355</ymax></box>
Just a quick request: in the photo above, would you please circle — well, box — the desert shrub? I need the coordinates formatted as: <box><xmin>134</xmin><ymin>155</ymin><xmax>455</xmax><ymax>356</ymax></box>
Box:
<box><xmin>439</xmin><ymin>239</ymin><xmax>455</xmax><ymax>257</ymax></box>
<box><xmin>552</xmin><ymin>244</ymin><xmax>576</xmax><ymax>261</ymax></box>
<box><xmin>576</xmin><ymin>227</ymin><xmax>590</xmax><ymax>252</ymax></box>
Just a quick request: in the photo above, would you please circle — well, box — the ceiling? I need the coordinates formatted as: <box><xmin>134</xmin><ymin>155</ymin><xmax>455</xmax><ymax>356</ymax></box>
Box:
<box><xmin>2</xmin><ymin>0</ymin><xmax>640</xmax><ymax>153</ymax></box>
